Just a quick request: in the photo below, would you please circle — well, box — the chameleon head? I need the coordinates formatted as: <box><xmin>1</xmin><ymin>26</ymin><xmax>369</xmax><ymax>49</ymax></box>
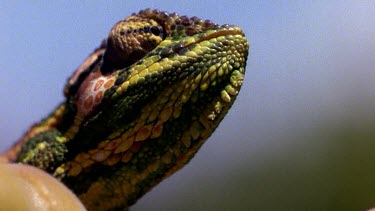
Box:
<box><xmin>70</xmin><ymin>9</ymin><xmax>249</xmax><ymax>208</ymax></box>
<box><xmin>13</xmin><ymin>8</ymin><xmax>249</xmax><ymax>210</ymax></box>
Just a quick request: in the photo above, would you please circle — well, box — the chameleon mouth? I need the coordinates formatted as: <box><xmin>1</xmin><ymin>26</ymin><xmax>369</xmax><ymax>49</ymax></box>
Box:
<box><xmin>193</xmin><ymin>26</ymin><xmax>244</xmax><ymax>45</ymax></box>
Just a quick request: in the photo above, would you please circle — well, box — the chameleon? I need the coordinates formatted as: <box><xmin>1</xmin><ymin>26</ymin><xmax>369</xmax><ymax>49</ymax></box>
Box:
<box><xmin>4</xmin><ymin>8</ymin><xmax>249</xmax><ymax>210</ymax></box>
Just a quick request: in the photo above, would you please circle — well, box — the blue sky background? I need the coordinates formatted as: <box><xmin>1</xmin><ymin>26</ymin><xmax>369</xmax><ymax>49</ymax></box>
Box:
<box><xmin>1</xmin><ymin>1</ymin><xmax>375</xmax><ymax>210</ymax></box>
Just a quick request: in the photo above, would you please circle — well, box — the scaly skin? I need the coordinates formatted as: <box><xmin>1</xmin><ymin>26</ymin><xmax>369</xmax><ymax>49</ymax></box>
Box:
<box><xmin>5</xmin><ymin>9</ymin><xmax>249</xmax><ymax>210</ymax></box>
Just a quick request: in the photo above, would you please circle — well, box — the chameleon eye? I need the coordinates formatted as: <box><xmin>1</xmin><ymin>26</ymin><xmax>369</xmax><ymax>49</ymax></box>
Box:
<box><xmin>150</xmin><ymin>26</ymin><xmax>162</xmax><ymax>36</ymax></box>
<box><xmin>101</xmin><ymin>18</ymin><xmax>166</xmax><ymax>73</ymax></box>
<box><xmin>143</xmin><ymin>26</ymin><xmax>164</xmax><ymax>38</ymax></box>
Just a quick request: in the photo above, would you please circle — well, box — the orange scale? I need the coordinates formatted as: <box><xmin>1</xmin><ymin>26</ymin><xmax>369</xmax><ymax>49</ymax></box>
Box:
<box><xmin>121</xmin><ymin>152</ymin><xmax>133</xmax><ymax>163</ymax></box>
<box><xmin>104</xmin><ymin>140</ymin><xmax>120</xmax><ymax>150</ymax></box>
<box><xmin>103</xmin><ymin>79</ymin><xmax>115</xmax><ymax>89</ymax></box>
<box><xmin>81</xmin><ymin>159</ymin><xmax>95</xmax><ymax>168</ymax></box>
<box><xmin>93</xmin><ymin>79</ymin><xmax>104</xmax><ymax>91</ymax></box>
<box><xmin>114</xmin><ymin>137</ymin><xmax>134</xmax><ymax>154</ymax></box>
<box><xmin>68</xmin><ymin>162</ymin><xmax>82</xmax><ymax>176</ymax></box>
<box><xmin>151</xmin><ymin>124</ymin><xmax>163</xmax><ymax>138</ymax></box>
<box><xmin>130</xmin><ymin>142</ymin><xmax>142</xmax><ymax>153</ymax></box>
<box><xmin>88</xmin><ymin>148</ymin><xmax>100</xmax><ymax>155</ymax></box>
<box><xmin>91</xmin><ymin>150</ymin><xmax>112</xmax><ymax>162</ymax></box>
<box><xmin>83</xmin><ymin>95</ymin><xmax>94</xmax><ymax>111</ymax></box>
<box><xmin>103</xmin><ymin>154</ymin><xmax>121</xmax><ymax>166</ymax></box>
<box><xmin>95</xmin><ymin>90</ymin><xmax>104</xmax><ymax>103</ymax></box>
<box><xmin>97</xmin><ymin>140</ymin><xmax>110</xmax><ymax>149</ymax></box>
<box><xmin>135</xmin><ymin>125</ymin><xmax>152</xmax><ymax>142</ymax></box>
<box><xmin>74</xmin><ymin>153</ymin><xmax>91</xmax><ymax>162</ymax></box>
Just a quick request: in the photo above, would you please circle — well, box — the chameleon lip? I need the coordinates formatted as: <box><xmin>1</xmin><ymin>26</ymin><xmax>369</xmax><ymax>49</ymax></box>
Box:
<box><xmin>202</xmin><ymin>28</ymin><xmax>244</xmax><ymax>41</ymax></box>
<box><xmin>172</xmin><ymin>27</ymin><xmax>244</xmax><ymax>52</ymax></box>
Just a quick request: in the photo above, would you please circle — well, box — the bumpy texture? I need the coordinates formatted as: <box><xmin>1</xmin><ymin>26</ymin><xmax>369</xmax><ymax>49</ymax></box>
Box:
<box><xmin>7</xmin><ymin>9</ymin><xmax>249</xmax><ymax>210</ymax></box>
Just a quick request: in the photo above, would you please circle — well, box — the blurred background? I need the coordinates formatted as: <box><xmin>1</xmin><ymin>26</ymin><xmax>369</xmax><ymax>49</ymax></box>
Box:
<box><xmin>1</xmin><ymin>1</ymin><xmax>375</xmax><ymax>210</ymax></box>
